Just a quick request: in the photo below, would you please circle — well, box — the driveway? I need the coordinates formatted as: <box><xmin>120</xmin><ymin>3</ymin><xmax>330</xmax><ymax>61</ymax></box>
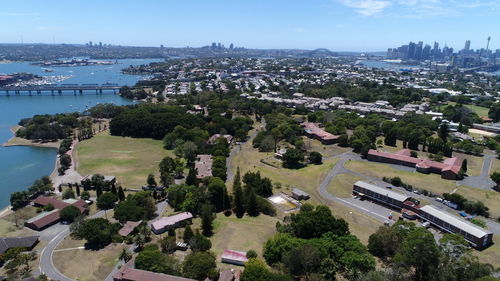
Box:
<box><xmin>459</xmin><ymin>153</ymin><xmax>496</xmax><ymax>190</ymax></box>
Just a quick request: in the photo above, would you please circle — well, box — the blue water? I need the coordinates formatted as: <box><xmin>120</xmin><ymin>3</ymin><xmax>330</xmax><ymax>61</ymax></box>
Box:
<box><xmin>0</xmin><ymin>59</ymin><xmax>162</xmax><ymax>208</ymax></box>
<box><xmin>361</xmin><ymin>60</ymin><xmax>420</xmax><ymax>71</ymax></box>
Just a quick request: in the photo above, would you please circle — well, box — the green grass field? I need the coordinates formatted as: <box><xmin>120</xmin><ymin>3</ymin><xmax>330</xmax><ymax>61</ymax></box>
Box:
<box><xmin>53</xmin><ymin>237</ymin><xmax>125</xmax><ymax>281</ymax></box>
<box><xmin>441</xmin><ymin>102</ymin><xmax>490</xmax><ymax>118</ymax></box>
<box><xmin>75</xmin><ymin>132</ymin><xmax>172</xmax><ymax>188</ymax></box>
<box><xmin>345</xmin><ymin>160</ymin><xmax>458</xmax><ymax>195</ymax></box>
<box><xmin>327</xmin><ymin>173</ymin><xmax>365</xmax><ymax>198</ymax></box>
<box><xmin>230</xmin><ymin>138</ymin><xmax>338</xmax><ymax>205</ymax></box>
<box><xmin>454</xmin><ymin>186</ymin><xmax>500</xmax><ymax>218</ymax></box>
<box><xmin>229</xmin><ymin>139</ymin><xmax>382</xmax><ymax>245</ymax></box>
<box><xmin>211</xmin><ymin>214</ymin><xmax>279</xmax><ymax>265</ymax></box>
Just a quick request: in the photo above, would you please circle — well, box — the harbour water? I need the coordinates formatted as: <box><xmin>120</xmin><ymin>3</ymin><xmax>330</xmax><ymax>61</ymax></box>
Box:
<box><xmin>0</xmin><ymin>59</ymin><xmax>161</xmax><ymax>208</ymax></box>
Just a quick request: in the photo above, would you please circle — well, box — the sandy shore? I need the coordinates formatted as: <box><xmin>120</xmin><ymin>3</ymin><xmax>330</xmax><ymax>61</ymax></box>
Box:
<box><xmin>0</xmin><ymin>205</ymin><xmax>12</xmax><ymax>219</ymax></box>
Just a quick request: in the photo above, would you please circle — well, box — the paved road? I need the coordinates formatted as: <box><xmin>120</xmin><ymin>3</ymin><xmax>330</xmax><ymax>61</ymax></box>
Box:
<box><xmin>317</xmin><ymin>152</ymin><xmax>500</xmax><ymax>234</ymax></box>
<box><xmin>39</xmin><ymin>198</ymin><xmax>170</xmax><ymax>281</ymax></box>
<box><xmin>459</xmin><ymin>153</ymin><xmax>496</xmax><ymax>190</ymax></box>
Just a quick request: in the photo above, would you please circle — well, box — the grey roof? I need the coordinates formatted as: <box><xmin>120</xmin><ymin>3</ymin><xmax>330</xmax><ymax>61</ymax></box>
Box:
<box><xmin>292</xmin><ymin>188</ymin><xmax>309</xmax><ymax>197</ymax></box>
<box><xmin>419</xmin><ymin>205</ymin><xmax>492</xmax><ymax>238</ymax></box>
<box><xmin>0</xmin><ymin>236</ymin><xmax>39</xmax><ymax>254</ymax></box>
<box><xmin>354</xmin><ymin>181</ymin><xmax>409</xmax><ymax>202</ymax></box>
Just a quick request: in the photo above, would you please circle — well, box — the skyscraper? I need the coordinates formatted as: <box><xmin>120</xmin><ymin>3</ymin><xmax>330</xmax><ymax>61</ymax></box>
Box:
<box><xmin>415</xmin><ymin>41</ymin><xmax>423</xmax><ymax>60</ymax></box>
<box><xmin>408</xmin><ymin>42</ymin><xmax>416</xmax><ymax>59</ymax></box>
<box><xmin>464</xmin><ymin>40</ymin><xmax>471</xmax><ymax>51</ymax></box>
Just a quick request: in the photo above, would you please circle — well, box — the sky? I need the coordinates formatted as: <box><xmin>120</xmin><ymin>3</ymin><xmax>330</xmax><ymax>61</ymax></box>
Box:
<box><xmin>0</xmin><ymin>0</ymin><xmax>498</xmax><ymax>52</ymax></box>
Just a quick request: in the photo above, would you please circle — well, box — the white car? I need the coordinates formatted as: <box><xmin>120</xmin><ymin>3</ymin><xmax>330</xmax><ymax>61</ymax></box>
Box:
<box><xmin>422</xmin><ymin>221</ymin><xmax>430</xmax><ymax>228</ymax></box>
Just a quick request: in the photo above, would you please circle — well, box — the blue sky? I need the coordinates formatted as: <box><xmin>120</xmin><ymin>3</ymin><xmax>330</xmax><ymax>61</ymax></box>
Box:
<box><xmin>0</xmin><ymin>0</ymin><xmax>498</xmax><ymax>51</ymax></box>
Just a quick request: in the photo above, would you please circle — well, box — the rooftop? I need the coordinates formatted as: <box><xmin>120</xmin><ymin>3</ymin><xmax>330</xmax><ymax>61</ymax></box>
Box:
<box><xmin>419</xmin><ymin>205</ymin><xmax>493</xmax><ymax>238</ymax></box>
<box><xmin>354</xmin><ymin>181</ymin><xmax>410</xmax><ymax>202</ymax></box>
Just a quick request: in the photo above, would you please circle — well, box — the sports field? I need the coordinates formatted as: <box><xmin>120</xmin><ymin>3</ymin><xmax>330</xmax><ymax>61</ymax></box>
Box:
<box><xmin>75</xmin><ymin>132</ymin><xmax>172</xmax><ymax>188</ymax></box>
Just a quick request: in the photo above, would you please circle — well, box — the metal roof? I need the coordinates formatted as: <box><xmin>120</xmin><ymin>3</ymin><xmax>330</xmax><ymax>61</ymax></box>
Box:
<box><xmin>419</xmin><ymin>205</ymin><xmax>493</xmax><ymax>238</ymax></box>
<box><xmin>354</xmin><ymin>181</ymin><xmax>409</xmax><ymax>202</ymax></box>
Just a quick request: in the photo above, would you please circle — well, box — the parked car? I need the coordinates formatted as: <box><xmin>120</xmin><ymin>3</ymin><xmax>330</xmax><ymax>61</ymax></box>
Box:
<box><xmin>435</xmin><ymin>197</ymin><xmax>443</xmax><ymax>203</ymax></box>
<box><xmin>386</xmin><ymin>186</ymin><xmax>392</xmax><ymax>189</ymax></box>
<box><xmin>422</xmin><ymin>221</ymin><xmax>430</xmax><ymax>228</ymax></box>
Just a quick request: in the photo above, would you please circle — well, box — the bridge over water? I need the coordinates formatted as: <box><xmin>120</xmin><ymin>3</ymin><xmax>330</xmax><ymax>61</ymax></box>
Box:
<box><xmin>0</xmin><ymin>83</ymin><xmax>123</xmax><ymax>96</ymax></box>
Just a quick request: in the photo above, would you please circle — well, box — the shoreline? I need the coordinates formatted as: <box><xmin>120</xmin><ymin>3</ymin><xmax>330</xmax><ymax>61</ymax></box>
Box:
<box><xmin>2</xmin><ymin>126</ymin><xmax>61</xmax><ymax>149</ymax></box>
<box><xmin>0</xmin><ymin>205</ymin><xmax>12</xmax><ymax>219</ymax></box>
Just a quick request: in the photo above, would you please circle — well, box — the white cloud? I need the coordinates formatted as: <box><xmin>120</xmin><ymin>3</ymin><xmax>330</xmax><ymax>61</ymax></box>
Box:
<box><xmin>337</xmin><ymin>0</ymin><xmax>391</xmax><ymax>16</ymax></box>
<box><xmin>294</xmin><ymin>27</ymin><xmax>306</xmax><ymax>33</ymax></box>
<box><xmin>336</xmin><ymin>0</ymin><xmax>500</xmax><ymax>17</ymax></box>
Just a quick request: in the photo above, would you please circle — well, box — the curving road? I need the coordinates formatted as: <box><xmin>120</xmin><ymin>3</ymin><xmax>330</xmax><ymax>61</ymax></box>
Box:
<box><xmin>39</xmin><ymin>199</ymin><xmax>170</xmax><ymax>281</ymax></box>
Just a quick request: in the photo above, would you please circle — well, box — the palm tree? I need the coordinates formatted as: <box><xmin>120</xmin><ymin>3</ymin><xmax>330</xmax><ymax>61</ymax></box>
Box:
<box><xmin>119</xmin><ymin>248</ymin><xmax>132</xmax><ymax>263</ymax></box>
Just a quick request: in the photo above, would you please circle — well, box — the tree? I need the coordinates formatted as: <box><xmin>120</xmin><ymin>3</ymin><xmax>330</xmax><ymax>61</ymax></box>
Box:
<box><xmin>395</xmin><ymin>227</ymin><xmax>439</xmax><ymax>281</ymax></box>
<box><xmin>241</xmin><ymin>258</ymin><xmax>294</xmax><ymax>281</ymax></box>
<box><xmin>183</xmin><ymin>225</ymin><xmax>194</xmax><ymax>242</ymax></box>
<box><xmin>438</xmin><ymin>123</ymin><xmax>449</xmax><ymax>141</ymax></box>
<box><xmin>368</xmin><ymin>225</ymin><xmax>402</xmax><ymax>259</ymax></box>
<box><xmin>75</xmin><ymin>183</ymin><xmax>81</xmax><ymax>197</ymax></box>
<box><xmin>201</xmin><ymin>204</ymin><xmax>214</xmax><ymax>237</ymax></box>
<box><xmin>188</xmin><ymin>231</ymin><xmax>212</xmax><ymax>252</ymax></box>
<box><xmin>283</xmin><ymin>243</ymin><xmax>321</xmax><ymax>279</ymax></box>
<box><xmin>246</xmin><ymin>250</ymin><xmax>258</xmax><ymax>259</ymax></box>
<box><xmin>288</xmin><ymin>204</ymin><xmax>349</xmax><ymax>239</ymax></box>
<box><xmin>147</xmin><ymin>174</ymin><xmax>157</xmax><ymax>187</ymax></box>
<box><xmin>59</xmin><ymin>205</ymin><xmax>81</xmax><ymax>223</ymax></box>
<box><xmin>73</xmin><ymin>218</ymin><xmax>119</xmax><ymax>249</ymax></box>
<box><xmin>282</xmin><ymin>148</ymin><xmax>305</xmax><ymax>169</ymax></box>
<box><xmin>10</xmin><ymin>191</ymin><xmax>30</xmax><ymax>210</ymax></box>
<box><xmin>117</xmin><ymin>186</ymin><xmax>125</xmax><ymax>201</ymax></box>
<box><xmin>309</xmin><ymin>151</ymin><xmax>323</xmax><ymax>165</ymax></box>
<box><xmin>185</xmin><ymin>168</ymin><xmax>198</xmax><ymax>186</ymax></box>
<box><xmin>182</xmin><ymin>252</ymin><xmax>217</xmax><ymax>280</ymax></box>
<box><xmin>62</xmin><ymin>188</ymin><xmax>75</xmax><ymax>199</ymax></box>
<box><xmin>135</xmin><ymin>248</ymin><xmax>180</xmax><ymax>275</ymax></box>
<box><xmin>160</xmin><ymin>236</ymin><xmax>177</xmax><ymax>254</ymax></box>
<box><xmin>119</xmin><ymin>248</ymin><xmax>132</xmax><ymax>263</ymax></box>
<box><xmin>207</xmin><ymin>177</ymin><xmax>227</xmax><ymax>212</ymax></box>
<box><xmin>233</xmin><ymin>168</ymin><xmax>245</xmax><ymax>218</ymax></box>
<box><xmin>490</xmin><ymin>172</ymin><xmax>500</xmax><ymax>188</ymax></box>
<box><xmin>97</xmin><ymin>192</ymin><xmax>118</xmax><ymax>219</ymax></box>
<box><xmin>246</xmin><ymin>189</ymin><xmax>260</xmax><ymax>217</ymax></box>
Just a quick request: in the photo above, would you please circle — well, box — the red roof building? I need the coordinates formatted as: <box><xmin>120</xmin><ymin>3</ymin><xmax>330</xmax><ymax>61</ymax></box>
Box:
<box><xmin>118</xmin><ymin>221</ymin><xmax>143</xmax><ymax>237</ymax></box>
<box><xmin>302</xmin><ymin>122</ymin><xmax>339</xmax><ymax>144</ymax></box>
<box><xmin>113</xmin><ymin>261</ymin><xmax>195</xmax><ymax>281</ymax></box>
<box><xmin>221</xmin><ymin>249</ymin><xmax>248</xmax><ymax>266</ymax></box>
<box><xmin>367</xmin><ymin>149</ymin><xmax>463</xmax><ymax>179</ymax></box>
<box><xmin>26</xmin><ymin>196</ymin><xmax>89</xmax><ymax>231</ymax></box>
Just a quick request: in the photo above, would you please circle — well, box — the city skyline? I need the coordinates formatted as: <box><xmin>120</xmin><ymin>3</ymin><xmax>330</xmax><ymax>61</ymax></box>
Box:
<box><xmin>0</xmin><ymin>0</ymin><xmax>499</xmax><ymax>51</ymax></box>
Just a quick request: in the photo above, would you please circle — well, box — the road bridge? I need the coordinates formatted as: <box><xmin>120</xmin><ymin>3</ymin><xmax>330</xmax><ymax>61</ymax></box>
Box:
<box><xmin>0</xmin><ymin>83</ymin><xmax>122</xmax><ymax>96</ymax></box>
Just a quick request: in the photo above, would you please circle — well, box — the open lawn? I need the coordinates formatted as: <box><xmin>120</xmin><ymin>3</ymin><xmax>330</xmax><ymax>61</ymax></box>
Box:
<box><xmin>454</xmin><ymin>185</ymin><xmax>500</xmax><ymax>219</ymax></box>
<box><xmin>76</xmin><ymin>132</ymin><xmax>172</xmax><ymax>188</ymax></box>
<box><xmin>211</xmin><ymin>214</ymin><xmax>278</xmax><ymax>269</ymax></box>
<box><xmin>229</xmin><ymin>138</ymin><xmax>382</xmax><ymax>246</ymax></box>
<box><xmin>302</xmin><ymin>137</ymin><xmax>351</xmax><ymax>158</ymax></box>
<box><xmin>230</xmin><ymin>138</ymin><xmax>337</xmax><ymax>204</ymax></box>
<box><xmin>0</xmin><ymin>219</ymin><xmax>36</xmax><ymax>237</ymax></box>
<box><xmin>2</xmin><ymin>206</ymin><xmax>39</xmax><ymax>226</ymax></box>
<box><xmin>454</xmin><ymin>152</ymin><xmax>483</xmax><ymax>177</ymax></box>
<box><xmin>327</xmin><ymin>173</ymin><xmax>365</xmax><ymax>198</ymax></box>
<box><xmin>440</xmin><ymin>102</ymin><xmax>490</xmax><ymax>118</ymax></box>
<box><xmin>345</xmin><ymin>160</ymin><xmax>458</xmax><ymax>195</ymax></box>
<box><xmin>53</xmin><ymin>237</ymin><xmax>126</xmax><ymax>281</ymax></box>
<box><xmin>327</xmin><ymin>200</ymin><xmax>383</xmax><ymax>244</ymax></box>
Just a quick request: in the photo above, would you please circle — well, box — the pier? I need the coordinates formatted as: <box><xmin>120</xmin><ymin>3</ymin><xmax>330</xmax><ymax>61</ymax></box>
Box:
<box><xmin>0</xmin><ymin>83</ymin><xmax>122</xmax><ymax>96</ymax></box>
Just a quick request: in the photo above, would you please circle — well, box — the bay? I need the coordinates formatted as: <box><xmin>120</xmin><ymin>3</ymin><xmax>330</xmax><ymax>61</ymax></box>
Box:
<box><xmin>0</xmin><ymin>59</ymin><xmax>162</xmax><ymax>208</ymax></box>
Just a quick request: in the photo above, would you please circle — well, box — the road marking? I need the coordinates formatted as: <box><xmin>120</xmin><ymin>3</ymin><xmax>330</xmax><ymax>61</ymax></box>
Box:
<box><xmin>53</xmin><ymin>246</ymin><xmax>85</xmax><ymax>252</ymax></box>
